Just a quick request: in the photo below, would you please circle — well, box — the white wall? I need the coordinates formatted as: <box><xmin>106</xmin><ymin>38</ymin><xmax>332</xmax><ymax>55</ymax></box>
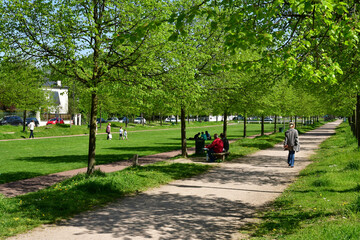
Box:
<box><xmin>44</xmin><ymin>88</ymin><xmax>69</xmax><ymax>114</ymax></box>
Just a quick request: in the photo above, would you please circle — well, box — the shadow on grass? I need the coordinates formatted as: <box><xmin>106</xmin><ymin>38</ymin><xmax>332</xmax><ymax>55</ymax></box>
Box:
<box><xmin>134</xmin><ymin>163</ymin><xmax>212</xmax><ymax>180</ymax></box>
<box><xmin>14</xmin><ymin>154</ymin><xmax>137</xmax><ymax>165</ymax></box>
<box><xmin>0</xmin><ymin>172</ymin><xmax>41</xmax><ymax>184</ymax></box>
<box><xmin>249</xmin><ymin>210</ymin><xmax>330</xmax><ymax>237</ymax></box>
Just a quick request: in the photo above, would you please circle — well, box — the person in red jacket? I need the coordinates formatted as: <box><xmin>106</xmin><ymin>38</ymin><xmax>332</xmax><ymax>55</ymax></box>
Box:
<box><xmin>205</xmin><ymin>133</ymin><xmax>224</xmax><ymax>162</ymax></box>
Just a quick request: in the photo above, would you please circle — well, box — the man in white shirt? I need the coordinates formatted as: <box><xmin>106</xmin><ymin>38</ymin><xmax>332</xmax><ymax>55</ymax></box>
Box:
<box><xmin>28</xmin><ymin>120</ymin><xmax>36</xmax><ymax>138</ymax></box>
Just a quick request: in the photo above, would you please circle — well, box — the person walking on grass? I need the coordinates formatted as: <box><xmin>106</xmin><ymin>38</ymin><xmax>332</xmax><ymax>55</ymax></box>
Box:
<box><xmin>28</xmin><ymin>120</ymin><xmax>36</xmax><ymax>139</ymax></box>
<box><xmin>106</xmin><ymin>123</ymin><xmax>112</xmax><ymax>140</ymax></box>
<box><xmin>123</xmin><ymin>129</ymin><xmax>128</xmax><ymax>140</ymax></box>
<box><xmin>119</xmin><ymin>126</ymin><xmax>124</xmax><ymax>140</ymax></box>
<box><xmin>284</xmin><ymin>122</ymin><xmax>300</xmax><ymax>168</ymax></box>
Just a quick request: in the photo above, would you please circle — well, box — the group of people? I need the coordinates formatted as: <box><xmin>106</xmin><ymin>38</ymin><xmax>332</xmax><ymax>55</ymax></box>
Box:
<box><xmin>205</xmin><ymin>133</ymin><xmax>229</xmax><ymax>162</ymax></box>
<box><xmin>106</xmin><ymin>123</ymin><xmax>128</xmax><ymax>140</ymax></box>
<box><xmin>192</xmin><ymin>131</ymin><xmax>211</xmax><ymax>140</ymax></box>
<box><xmin>204</xmin><ymin>122</ymin><xmax>300</xmax><ymax>166</ymax></box>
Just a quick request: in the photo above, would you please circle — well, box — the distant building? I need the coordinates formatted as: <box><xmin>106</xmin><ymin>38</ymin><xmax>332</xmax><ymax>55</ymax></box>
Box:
<box><xmin>43</xmin><ymin>80</ymin><xmax>68</xmax><ymax>114</ymax></box>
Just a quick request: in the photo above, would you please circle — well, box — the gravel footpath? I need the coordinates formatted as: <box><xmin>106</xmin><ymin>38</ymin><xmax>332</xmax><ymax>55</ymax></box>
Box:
<box><xmin>7</xmin><ymin>120</ymin><xmax>341</xmax><ymax>240</ymax></box>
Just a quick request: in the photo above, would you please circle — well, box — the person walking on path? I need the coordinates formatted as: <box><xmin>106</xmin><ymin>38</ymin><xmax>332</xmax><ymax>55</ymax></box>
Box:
<box><xmin>28</xmin><ymin>120</ymin><xmax>36</xmax><ymax>139</ymax></box>
<box><xmin>106</xmin><ymin>123</ymin><xmax>111</xmax><ymax>140</ymax></box>
<box><xmin>284</xmin><ymin>122</ymin><xmax>300</xmax><ymax>168</ymax></box>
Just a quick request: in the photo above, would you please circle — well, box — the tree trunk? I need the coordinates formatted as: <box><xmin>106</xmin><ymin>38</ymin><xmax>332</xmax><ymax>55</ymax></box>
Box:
<box><xmin>243</xmin><ymin>111</ymin><xmax>247</xmax><ymax>137</ymax></box>
<box><xmin>295</xmin><ymin>116</ymin><xmax>297</xmax><ymax>128</ymax></box>
<box><xmin>261</xmin><ymin>115</ymin><xmax>264</xmax><ymax>136</ymax></box>
<box><xmin>357</xmin><ymin>94</ymin><xmax>360</xmax><ymax>148</ymax></box>
<box><xmin>22</xmin><ymin>110</ymin><xmax>27</xmax><ymax>132</ymax></box>
<box><xmin>223</xmin><ymin>110</ymin><xmax>228</xmax><ymax>137</ymax></box>
<box><xmin>274</xmin><ymin>115</ymin><xmax>277</xmax><ymax>133</ymax></box>
<box><xmin>352</xmin><ymin>110</ymin><xmax>356</xmax><ymax>135</ymax></box>
<box><xmin>160</xmin><ymin>113</ymin><xmax>162</xmax><ymax>126</ymax></box>
<box><xmin>99</xmin><ymin>111</ymin><xmax>102</xmax><ymax>129</ymax></box>
<box><xmin>181</xmin><ymin>106</ymin><xmax>187</xmax><ymax>157</ymax></box>
<box><xmin>87</xmin><ymin>92</ymin><xmax>98</xmax><ymax>175</ymax></box>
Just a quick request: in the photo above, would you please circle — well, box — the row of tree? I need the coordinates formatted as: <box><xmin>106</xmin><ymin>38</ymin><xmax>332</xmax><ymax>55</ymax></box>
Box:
<box><xmin>1</xmin><ymin>0</ymin><xmax>359</xmax><ymax>174</ymax></box>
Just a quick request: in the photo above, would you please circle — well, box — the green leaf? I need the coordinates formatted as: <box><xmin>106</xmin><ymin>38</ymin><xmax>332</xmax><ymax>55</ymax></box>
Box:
<box><xmin>168</xmin><ymin>32</ymin><xmax>178</xmax><ymax>42</ymax></box>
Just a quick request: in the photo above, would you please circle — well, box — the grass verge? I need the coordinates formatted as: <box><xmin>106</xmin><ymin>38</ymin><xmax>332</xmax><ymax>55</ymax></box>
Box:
<box><xmin>0</xmin><ymin>162</ymin><xmax>213</xmax><ymax>239</ymax></box>
<box><xmin>239</xmin><ymin>122</ymin><xmax>360</xmax><ymax>239</ymax></box>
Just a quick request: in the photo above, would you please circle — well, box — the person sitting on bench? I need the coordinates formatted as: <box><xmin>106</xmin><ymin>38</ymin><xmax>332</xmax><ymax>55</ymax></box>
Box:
<box><xmin>205</xmin><ymin>133</ymin><xmax>223</xmax><ymax>162</ymax></box>
<box><xmin>220</xmin><ymin>133</ymin><xmax>229</xmax><ymax>152</ymax></box>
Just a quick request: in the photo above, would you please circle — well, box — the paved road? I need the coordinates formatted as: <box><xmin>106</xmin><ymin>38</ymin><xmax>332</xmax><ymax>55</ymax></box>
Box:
<box><xmin>7</xmin><ymin>120</ymin><xmax>341</xmax><ymax>240</ymax></box>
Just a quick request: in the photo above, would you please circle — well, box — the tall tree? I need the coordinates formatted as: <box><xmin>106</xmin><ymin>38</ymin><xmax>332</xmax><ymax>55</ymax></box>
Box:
<box><xmin>1</xmin><ymin>0</ymin><xmax>172</xmax><ymax>174</ymax></box>
<box><xmin>0</xmin><ymin>60</ymin><xmax>48</xmax><ymax>131</ymax></box>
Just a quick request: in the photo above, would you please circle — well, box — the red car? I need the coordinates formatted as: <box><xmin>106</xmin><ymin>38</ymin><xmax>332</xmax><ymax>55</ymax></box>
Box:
<box><xmin>46</xmin><ymin>118</ymin><xmax>65</xmax><ymax>125</ymax></box>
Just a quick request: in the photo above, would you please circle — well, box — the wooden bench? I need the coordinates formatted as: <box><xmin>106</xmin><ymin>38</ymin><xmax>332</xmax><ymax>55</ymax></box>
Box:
<box><xmin>212</xmin><ymin>152</ymin><xmax>230</xmax><ymax>162</ymax></box>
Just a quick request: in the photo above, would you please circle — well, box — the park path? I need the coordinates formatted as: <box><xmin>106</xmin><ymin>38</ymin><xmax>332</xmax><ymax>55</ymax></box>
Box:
<box><xmin>6</xmin><ymin>120</ymin><xmax>342</xmax><ymax>240</ymax></box>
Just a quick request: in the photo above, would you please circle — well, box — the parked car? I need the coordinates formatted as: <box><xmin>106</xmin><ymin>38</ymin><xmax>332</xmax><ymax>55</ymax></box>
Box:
<box><xmin>96</xmin><ymin>118</ymin><xmax>107</xmax><ymax>123</ymax></box>
<box><xmin>107</xmin><ymin>117</ymin><xmax>120</xmax><ymax>122</ymax></box>
<box><xmin>0</xmin><ymin>115</ymin><xmax>24</xmax><ymax>126</ymax></box>
<box><xmin>25</xmin><ymin>117</ymin><xmax>39</xmax><ymax>127</ymax></box>
<box><xmin>165</xmin><ymin>117</ymin><xmax>177</xmax><ymax>122</ymax></box>
<box><xmin>264</xmin><ymin>117</ymin><xmax>273</xmax><ymax>121</ymax></box>
<box><xmin>134</xmin><ymin>117</ymin><xmax>146</xmax><ymax>124</ymax></box>
<box><xmin>233</xmin><ymin>116</ymin><xmax>244</xmax><ymax>120</ymax></box>
<box><xmin>46</xmin><ymin>118</ymin><xmax>64</xmax><ymax>125</ymax></box>
<box><xmin>119</xmin><ymin>117</ymin><xmax>129</xmax><ymax>124</ymax></box>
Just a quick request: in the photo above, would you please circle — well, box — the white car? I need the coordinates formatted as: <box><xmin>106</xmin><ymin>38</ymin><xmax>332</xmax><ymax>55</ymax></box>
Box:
<box><xmin>165</xmin><ymin>117</ymin><xmax>176</xmax><ymax>122</ymax></box>
<box><xmin>134</xmin><ymin>117</ymin><xmax>146</xmax><ymax>124</ymax></box>
<box><xmin>107</xmin><ymin>117</ymin><xmax>120</xmax><ymax>122</ymax></box>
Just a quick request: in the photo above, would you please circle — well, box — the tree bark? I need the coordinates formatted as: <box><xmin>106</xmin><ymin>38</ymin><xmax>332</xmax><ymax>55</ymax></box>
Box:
<box><xmin>223</xmin><ymin>110</ymin><xmax>228</xmax><ymax>137</ymax></box>
<box><xmin>22</xmin><ymin>110</ymin><xmax>27</xmax><ymax>132</ymax></box>
<box><xmin>243</xmin><ymin>111</ymin><xmax>247</xmax><ymax>137</ymax></box>
<box><xmin>261</xmin><ymin>115</ymin><xmax>264</xmax><ymax>136</ymax></box>
<box><xmin>295</xmin><ymin>116</ymin><xmax>297</xmax><ymax>128</ymax></box>
<box><xmin>357</xmin><ymin>94</ymin><xmax>360</xmax><ymax>148</ymax></box>
<box><xmin>274</xmin><ymin>115</ymin><xmax>277</xmax><ymax>133</ymax></box>
<box><xmin>87</xmin><ymin>92</ymin><xmax>98</xmax><ymax>175</ymax></box>
<box><xmin>181</xmin><ymin>106</ymin><xmax>187</xmax><ymax>157</ymax></box>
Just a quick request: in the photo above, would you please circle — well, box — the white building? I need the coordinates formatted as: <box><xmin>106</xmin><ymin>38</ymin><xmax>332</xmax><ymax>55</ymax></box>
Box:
<box><xmin>43</xmin><ymin>80</ymin><xmax>69</xmax><ymax>114</ymax></box>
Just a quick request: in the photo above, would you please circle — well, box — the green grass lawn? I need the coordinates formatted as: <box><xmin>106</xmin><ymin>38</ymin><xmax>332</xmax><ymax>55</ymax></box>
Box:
<box><xmin>241</xmin><ymin>122</ymin><xmax>360</xmax><ymax>239</ymax></box>
<box><xmin>0</xmin><ymin>120</ymin><xmax>276</xmax><ymax>140</ymax></box>
<box><xmin>0</xmin><ymin>122</ymin><xmax>277</xmax><ymax>184</ymax></box>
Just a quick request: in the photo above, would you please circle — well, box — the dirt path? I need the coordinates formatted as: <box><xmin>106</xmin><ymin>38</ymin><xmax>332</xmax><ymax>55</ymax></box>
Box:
<box><xmin>6</xmin><ymin>120</ymin><xmax>341</xmax><ymax>239</ymax></box>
